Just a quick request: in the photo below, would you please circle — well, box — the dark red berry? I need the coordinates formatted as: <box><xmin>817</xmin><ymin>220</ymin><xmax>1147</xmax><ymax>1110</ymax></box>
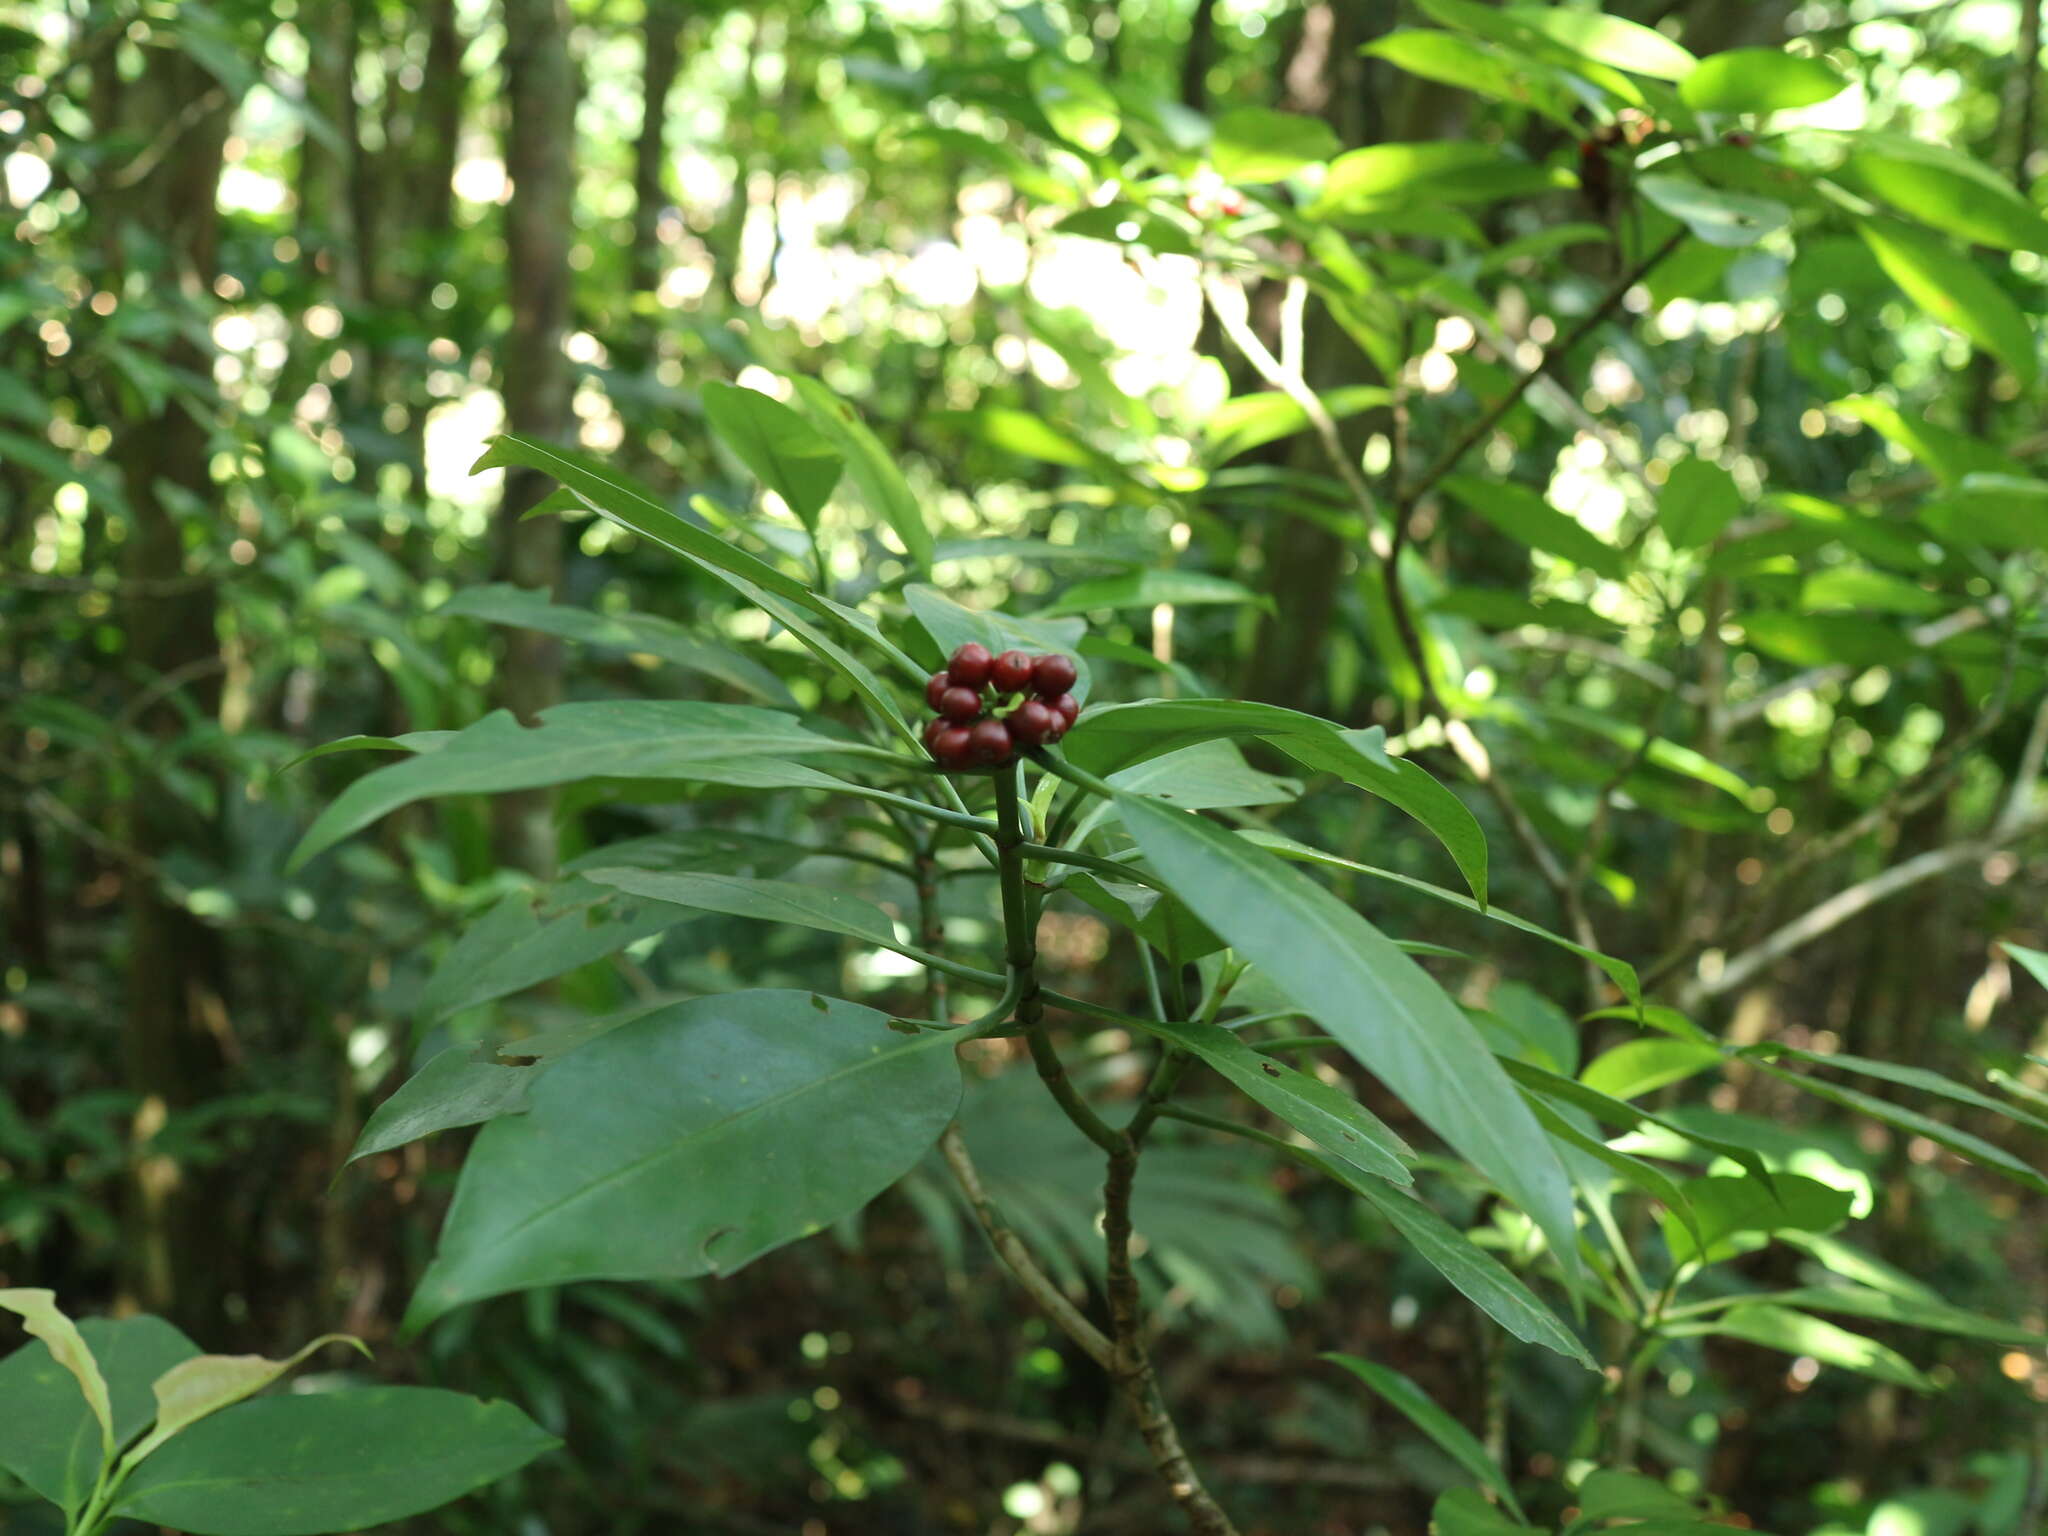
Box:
<box><xmin>925</xmin><ymin>670</ymin><xmax>951</xmax><ymax>711</ymax></box>
<box><xmin>1725</xmin><ymin>131</ymin><xmax>1754</xmax><ymax>149</ymax></box>
<box><xmin>1031</xmin><ymin>653</ymin><xmax>1077</xmax><ymax>697</ymax></box>
<box><xmin>968</xmin><ymin>718</ymin><xmax>1013</xmax><ymax>765</ymax></box>
<box><xmin>1048</xmin><ymin>692</ymin><xmax>1079</xmax><ymax>727</ymax></box>
<box><xmin>947</xmin><ymin>643</ymin><xmax>994</xmax><ymax>689</ymax></box>
<box><xmin>931</xmin><ymin>725</ymin><xmax>974</xmax><ymax>767</ymax></box>
<box><xmin>923</xmin><ymin>716</ymin><xmax>947</xmax><ymax>750</ymax></box>
<box><xmin>1006</xmin><ymin>698</ymin><xmax>1055</xmax><ymax>745</ymax></box>
<box><xmin>1043</xmin><ymin>712</ymin><xmax>1069</xmax><ymax>742</ymax></box>
<box><xmin>938</xmin><ymin>685</ymin><xmax>982</xmax><ymax>723</ymax></box>
<box><xmin>991</xmin><ymin>649</ymin><xmax>1035</xmax><ymax>693</ymax></box>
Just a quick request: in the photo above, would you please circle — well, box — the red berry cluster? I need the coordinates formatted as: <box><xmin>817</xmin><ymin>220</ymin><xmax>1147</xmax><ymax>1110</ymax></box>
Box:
<box><xmin>921</xmin><ymin>643</ymin><xmax>1080</xmax><ymax>770</ymax></box>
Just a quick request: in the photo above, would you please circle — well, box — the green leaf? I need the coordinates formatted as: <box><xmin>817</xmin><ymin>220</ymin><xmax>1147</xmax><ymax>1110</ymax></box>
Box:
<box><xmin>1580</xmin><ymin>1038</ymin><xmax>1723</xmax><ymax>1101</ymax></box>
<box><xmin>1757</xmin><ymin>1284</ymin><xmax>2046</xmax><ymax>1346</ymax></box>
<box><xmin>1528</xmin><ymin>1099</ymin><xmax>1701</xmax><ymax>1252</ymax></box>
<box><xmin>1148</xmin><ymin>1020</ymin><xmax>1413</xmax><ymax>1182</ymax></box>
<box><xmin>113</xmin><ymin>1388</ymin><xmax>558</xmax><ymax>1534</ymax></box>
<box><xmin>0</xmin><ymin>1290</ymin><xmax>112</xmax><ymax>1463</ymax></box>
<box><xmin>1696</xmin><ymin>1305</ymin><xmax>1935</xmax><ymax>1391</ymax></box>
<box><xmin>1858</xmin><ymin>218</ymin><xmax>2038</xmax><ymax>386</ymax></box>
<box><xmin>1918</xmin><ymin>474</ymin><xmax>2048</xmax><ymax>552</ymax></box>
<box><xmin>1680</xmin><ymin>48</ymin><xmax>1847</xmax><ymax>114</ymax></box>
<box><xmin>1569</xmin><ymin>1469</ymin><xmax>1702</xmax><ymax>1527</ymax></box>
<box><xmin>1742</xmin><ymin>1044</ymin><xmax>2048</xmax><ymax>1136</ymax></box>
<box><xmin>1798</xmin><ymin>566</ymin><xmax>1947</xmax><ymax>617</ymax></box>
<box><xmin>1502</xmin><ymin>1059</ymin><xmax>1774</xmax><ymax>1186</ymax></box>
<box><xmin>1243</xmin><ymin>831</ymin><xmax>1639</xmax><ymax>1004</ymax></box>
<box><xmin>1324</xmin><ymin>1355</ymin><xmax>1525</xmax><ymax>1514</ymax></box>
<box><xmin>1506</xmin><ymin>7</ymin><xmax>1695</xmax><ymax>79</ymax></box>
<box><xmin>1316</xmin><ymin>142</ymin><xmax>1570</xmax><ymax>215</ymax></box>
<box><xmin>1660</xmin><ymin>457</ymin><xmax>1743</xmax><ymax>549</ymax></box>
<box><xmin>1204</xmin><ymin>386</ymin><xmax>1391</xmax><ymax>463</ymax></box>
<box><xmin>1831</xmin><ymin>394</ymin><xmax>2019</xmax><ymax>485</ymax></box>
<box><xmin>784</xmin><ymin>376</ymin><xmax>933</xmax><ymax>572</ymax></box>
<box><xmin>1115</xmin><ymin>798</ymin><xmax>1580</xmax><ymax>1279</ymax></box>
<box><xmin>2008</xmin><ymin>943</ymin><xmax>2048</xmax><ymax>994</ymax></box>
<box><xmin>1660</xmin><ymin>1173</ymin><xmax>1854</xmax><ymax>1267</ymax></box>
<box><xmin>1434</xmin><ymin>1486</ymin><xmax>1538</xmax><ymax>1535</ymax></box>
<box><xmin>1442</xmin><ymin>476</ymin><xmax>1627</xmax><ymax>580</ymax></box>
<box><xmin>1363</xmin><ymin>31</ymin><xmax>1576</xmax><ymax>127</ymax></box>
<box><xmin>1056</xmin><ymin>204</ymin><xmax>1200</xmax><ymax>258</ymax></box>
<box><xmin>903</xmin><ymin>584</ymin><xmax>1093</xmax><ymax>703</ymax></box>
<box><xmin>471</xmin><ymin>434</ymin><xmax>818</xmax><ymax>611</ymax></box>
<box><xmin>1108</xmin><ymin>738</ymin><xmax>1300</xmax><ymax>810</ymax></box>
<box><xmin>1739</xmin><ymin>611</ymin><xmax>1914</xmax><ymax>668</ymax></box>
<box><xmin>578</xmin><ymin>867</ymin><xmax>905</xmax><ymax>953</ymax></box>
<box><xmin>1755</xmin><ymin>1063</ymin><xmax>2048</xmax><ymax>1195</ymax></box>
<box><xmin>1038</xmin><ymin>568</ymin><xmax>1271</xmax><ymax>618</ymax></box>
<box><xmin>407</xmin><ymin>992</ymin><xmax>961</xmax><ymax>1325</ymax></box>
<box><xmin>0</xmin><ymin>1314</ymin><xmax>198</xmax><ymax>1513</ymax></box>
<box><xmin>1209</xmin><ymin>106</ymin><xmax>1341</xmax><ymax>182</ymax></box>
<box><xmin>1636</xmin><ymin>175</ymin><xmax>1791</xmax><ymax>248</ymax></box>
<box><xmin>349</xmin><ymin>1047</ymin><xmax>538</xmax><ymax>1164</ymax></box>
<box><xmin>119</xmin><ymin>1336</ymin><xmax>370</xmax><ymax>1472</ymax></box>
<box><xmin>1029</xmin><ymin>58</ymin><xmax>1119</xmax><ymax>153</ymax></box>
<box><xmin>417</xmin><ymin>890</ymin><xmax>690</xmax><ymax>1025</ymax></box>
<box><xmin>1064</xmin><ymin>872</ymin><xmax>1225</xmax><ymax>962</ymax></box>
<box><xmin>437</xmin><ymin>585</ymin><xmax>796</xmax><ymax>707</ymax></box>
<box><xmin>289</xmin><ymin>702</ymin><xmax>882</xmax><ymax>871</ymax></box>
<box><xmin>698</xmin><ymin>381</ymin><xmax>843</xmax><ymax>531</ymax></box>
<box><xmin>1843</xmin><ymin>146</ymin><xmax>2048</xmax><ymax>253</ymax></box>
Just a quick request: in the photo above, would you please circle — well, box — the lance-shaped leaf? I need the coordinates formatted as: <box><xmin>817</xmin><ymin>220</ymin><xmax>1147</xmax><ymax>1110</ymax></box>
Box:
<box><xmin>1680</xmin><ymin>1306</ymin><xmax>1934</xmax><ymax>1391</ymax></box>
<box><xmin>0</xmin><ymin>1291</ymin><xmax>112</xmax><ymax>1459</ymax></box>
<box><xmin>700</xmin><ymin>380</ymin><xmax>842</xmax><ymax>531</ymax></box>
<box><xmin>288</xmin><ymin>701</ymin><xmax>883</xmax><ymax>870</ymax></box>
<box><xmin>112</xmin><ymin>1388</ymin><xmax>558</xmax><ymax>1535</ymax></box>
<box><xmin>1568</xmin><ymin>1469</ymin><xmax>1703</xmax><ymax>1527</ymax></box>
<box><xmin>1063</xmin><ymin>700</ymin><xmax>1488</xmax><ymax>903</ymax></box>
<box><xmin>437</xmin><ymin>584</ymin><xmax>796</xmax><ymax>707</ymax></box>
<box><xmin>1660</xmin><ymin>1173</ymin><xmax>1853</xmax><ymax>1267</ymax></box>
<box><xmin>786</xmin><ymin>376</ymin><xmax>932</xmax><ymax>572</ymax></box>
<box><xmin>1581</xmin><ymin>1038</ymin><xmax>1723</xmax><ymax>1100</ymax></box>
<box><xmin>348</xmin><ymin>1047</ymin><xmax>540</xmax><ymax>1164</ymax></box>
<box><xmin>1680</xmin><ymin>47</ymin><xmax>1846</xmax><ymax>113</ymax></box>
<box><xmin>118</xmin><ymin>1336</ymin><xmax>370</xmax><ymax>1472</ymax></box>
<box><xmin>1859</xmin><ymin>217</ymin><xmax>2039</xmax><ymax>386</ymax></box>
<box><xmin>578</xmin><ymin>868</ymin><xmax>910</xmax><ymax>956</ymax></box>
<box><xmin>418</xmin><ymin>890</ymin><xmax>691</xmax><ymax>1025</ymax></box>
<box><xmin>1115</xmin><ymin>797</ymin><xmax>1580</xmax><ymax>1281</ymax></box>
<box><xmin>406</xmin><ymin>992</ymin><xmax>962</xmax><ymax>1327</ymax></box>
<box><xmin>1324</xmin><ymin>1355</ymin><xmax>1526</xmax><ymax>1514</ymax></box>
<box><xmin>1142</xmin><ymin>1019</ymin><xmax>1413</xmax><ymax>1183</ymax></box>
<box><xmin>1442</xmin><ymin>476</ymin><xmax>1628</xmax><ymax>579</ymax></box>
<box><xmin>1037</xmin><ymin>569</ymin><xmax>1271</xmax><ymax>619</ymax></box>
<box><xmin>0</xmin><ymin>1314</ymin><xmax>199</xmax><ymax>1513</ymax></box>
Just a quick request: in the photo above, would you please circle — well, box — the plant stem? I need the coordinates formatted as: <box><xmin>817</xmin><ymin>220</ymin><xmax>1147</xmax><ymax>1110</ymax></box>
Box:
<box><xmin>993</xmin><ymin>767</ymin><xmax>1120</xmax><ymax>1155</ymax></box>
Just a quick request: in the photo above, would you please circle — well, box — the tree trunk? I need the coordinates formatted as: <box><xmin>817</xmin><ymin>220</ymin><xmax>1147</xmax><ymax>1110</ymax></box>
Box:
<box><xmin>104</xmin><ymin>40</ymin><xmax>237</xmax><ymax>1332</ymax></box>
<box><xmin>491</xmin><ymin>0</ymin><xmax>578</xmax><ymax>878</ymax></box>
<box><xmin>630</xmin><ymin>1</ymin><xmax>684</xmax><ymax>303</ymax></box>
<box><xmin>1180</xmin><ymin>0</ymin><xmax>1216</xmax><ymax>110</ymax></box>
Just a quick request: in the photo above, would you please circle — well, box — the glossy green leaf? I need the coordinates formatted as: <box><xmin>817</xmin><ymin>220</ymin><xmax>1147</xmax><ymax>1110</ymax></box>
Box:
<box><xmin>699</xmin><ymin>381</ymin><xmax>842</xmax><ymax>532</ymax></box>
<box><xmin>289</xmin><ymin>702</ymin><xmax>882</xmax><ymax>871</ymax></box>
<box><xmin>1203</xmin><ymin>386</ymin><xmax>1389</xmax><ymax>464</ymax></box>
<box><xmin>1844</xmin><ymin>147</ymin><xmax>2048</xmax><ymax>253</ymax></box>
<box><xmin>578</xmin><ymin>867</ymin><xmax>905</xmax><ymax>953</ymax></box>
<box><xmin>1660</xmin><ymin>457</ymin><xmax>1743</xmax><ymax>549</ymax></box>
<box><xmin>1757</xmin><ymin>1285</ymin><xmax>2046</xmax><ymax>1346</ymax></box>
<box><xmin>1324</xmin><ymin>1355</ymin><xmax>1525</xmax><ymax>1513</ymax></box>
<box><xmin>408</xmin><ymin>992</ymin><xmax>961</xmax><ymax>1325</ymax></box>
<box><xmin>1507</xmin><ymin>7</ymin><xmax>1695</xmax><ymax>79</ymax></box>
<box><xmin>1697</xmin><ymin>1305</ymin><xmax>1934</xmax><ymax>1391</ymax></box>
<box><xmin>1316</xmin><ymin>142</ymin><xmax>1569</xmax><ymax>214</ymax></box>
<box><xmin>1063</xmin><ymin>701</ymin><xmax>1489</xmax><ymax>903</ymax></box>
<box><xmin>1434</xmin><ymin>1486</ymin><xmax>1537</xmax><ymax>1535</ymax></box>
<box><xmin>1038</xmin><ymin>568</ymin><xmax>1271</xmax><ymax>618</ymax></box>
<box><xmin>1116</xmin><ymin>798</ymin><xmax>1580</xmax><ymax>1278</ymax></box>
<box><xmin>1680</xmin><ymin>48</ymin><xmax>1847</xmax><ymax>114</ymax></box>
<box><xmin>1244</xmin><ymin>831</ymin><xmax>1639</xmax><ymax>1004</ymax></box>
<box><xmin>0</xmin><ymin>1314</ymin><xmax>198</xmax><ymax>1512</ymax></box>
<box><xmin>1107</xmin><ymin>738</ymin><xmax>1300</xmax><ymax>810</ymax></box>
<box><xmin>438</xmin><ymin>585</ymin><xmax>796</xmax><ymax>707</ymax></box>
<box><xmin>349</xmin><ymin>1047</ymin><xmax>538</xmax><ymax>1164</ymax></box>
<box><xmin>785</xmin><ymin>376</ymin><xmax>933</xmax><ymax>572</ymax></box>
<box><xmin>1858</xmin><ymin>218</ymin><xmax>2038</xmax><ymax>385</ymax></box>
<box><xmin>1363</xmin><ymin>31</ymin><xmax>1575</xmax><ymax>126</ymax></box>
<box><xmin>1637</xmin><ymin>175</ymin><xmax>1792</xmax><ymax>247</ymax></box>
<box><xmin>1581</xmin><ymin>1038</ymin><xmax>1723</xmax><ymax>1101</ymax></box>
<box><xmin>417</xmin><ymin>890</ymin><xmax>690</xmax><ymax>1025</ymax></box>
<box><xmin>471</xmin><ymin>434</ymin><xmax>817</xmax><ymax>609</ymax></box>
<box><xmin>1918</xmin><ymin>474</ymin><xmax>2048</xmax><ymax>552</ymax></box>
<box><xmin>1442</xmin><ymin>476</ymin><xmax>1627</xmax><ymax>580</ymax></box>
<box><xmin>1148</xmin><ymin>1019</ymin><xmax>1412</xmax><ymax>1182</ymax></box>
<box><xmin>1660</xmin><ymin>1173</ymin><xmax>1853</xmax><ymax>1267</ymax></box>
<box><xmin>113</xmin><ymin>1388</ymin><xmax>558</xmax><ymax>1533</ymax></box>
<box><xmin>1209</xmin><ymin>106</ymin><xmax>1341</xmax><ymax>182</ymax></box>
<box><xmin>1570</xmin><ymin>1469</ymin><xmax>1702</xmax><ymax>1526</ymax></box>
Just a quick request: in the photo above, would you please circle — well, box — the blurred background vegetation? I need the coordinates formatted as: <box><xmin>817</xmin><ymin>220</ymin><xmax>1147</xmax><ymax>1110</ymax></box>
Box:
<box><xmin>4</xmin><ymin>0</ymin><xmax>2048</xmax><ymax>1531</ymax></box>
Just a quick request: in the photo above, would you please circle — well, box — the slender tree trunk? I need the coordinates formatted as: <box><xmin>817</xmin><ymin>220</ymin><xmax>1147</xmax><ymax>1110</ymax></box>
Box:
<box><xmin>104</xmin><ymin>40</ymin><xmax>237</xmax><ymax>1332</ymax></box>
<box><xmin>491</xmin><ymin>0</ymin><xmax>578</xmax><ymax>878</ymax></box>
<box><xmin>630</xmin><ymin>1</ymin><xmax>684</xmax><ymax>304</ymax></box>
<box><xmin>1180</xmin><ymin>0</ymin><xmax>1216</xmax><ymax>110</ymax></box>
<box><xmin>419</xmin><ymin>0</ymin><xmax>464</xmax><ymax>249</ymax></box>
